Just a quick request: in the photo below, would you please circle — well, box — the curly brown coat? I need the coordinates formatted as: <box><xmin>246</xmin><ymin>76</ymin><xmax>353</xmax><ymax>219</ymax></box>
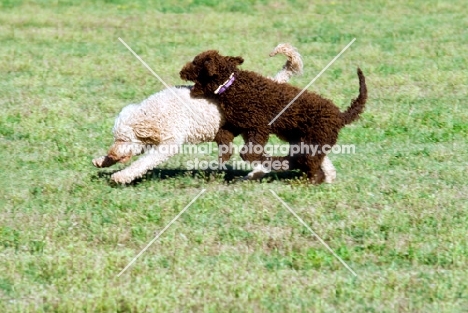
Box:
<box><xmin>180</xmin><ymin>50</ymin><xmax>367</xmax><ymax>184</ymax></box>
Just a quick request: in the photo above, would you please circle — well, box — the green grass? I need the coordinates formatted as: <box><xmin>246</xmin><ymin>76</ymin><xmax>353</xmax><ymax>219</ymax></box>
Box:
<box><xmin>1</xmin><ymin>0</ymin><xmax>467</xmax><ymax>311</ymax></box>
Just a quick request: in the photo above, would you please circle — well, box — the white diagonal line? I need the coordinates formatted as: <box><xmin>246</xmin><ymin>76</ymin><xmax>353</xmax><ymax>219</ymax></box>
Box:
<box><xmin>268</xmin><ymin>38</ymin><xmax>356</xmax><ymax>125</ymax></box>
<box><xmin>118</xmin><ymin>37</ymin><xmax>196</xmax><ymax>116</ymax></box>
<box><xmin>117</xmin><ymin>189</ymin><xmax>206</xmax><ymax>277</ymax></box>
<box><xmin>269</xmin><ymin>190</ymin><xmax>357</xmax><ymax>277</ymax></box>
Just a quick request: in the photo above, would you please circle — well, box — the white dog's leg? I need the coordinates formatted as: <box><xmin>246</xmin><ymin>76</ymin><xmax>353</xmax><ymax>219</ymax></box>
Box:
<box><xmin>111</xmin><ymin>142</ymin><xmax>181</xmax><ymax>184</ymax></box>
<box><xmin>321</xmin><ymin>156</ymin><xmax>336</xmax><ymax>184</ymax></box>
<box><xmin>93</xmin><ymin>155</ymin><xmax>118</xmax><ymax>168</ymax></box>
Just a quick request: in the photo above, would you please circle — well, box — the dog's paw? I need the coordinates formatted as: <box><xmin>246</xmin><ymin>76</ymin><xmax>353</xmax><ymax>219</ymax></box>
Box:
<box><xmin>309</xmin><ymin>169</ymin><xmax>326</xmax><ymax>185</ymax></box>
<box><xmin>92</xmin><ymin>156</ymin><xmax>106</xmax><ymax>168</ymax></box>
<box><xmin>93</xmin><ymin>155</ymin><xmax>118</xmax><ymax>168</ymax></box>
<box><xmin>244</xmin><ymin>164</ymin><xmax>270</xmax><ymax>181</ymax></box>
<box><xmin>324</xmin><ymin>172</ymin><xmax>336</xmax><ymax>184</ymax></box>
<box><xmin>111</xmin><ymin>172</ymin><xmax>133</xmax><ymax>184</ymax></box>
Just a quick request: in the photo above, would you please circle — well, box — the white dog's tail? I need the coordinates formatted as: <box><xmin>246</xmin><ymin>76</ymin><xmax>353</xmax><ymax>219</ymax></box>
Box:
<box><xmin>269</xmin><ymin>43</ymin><xmax>303</xmax><ymax>83</ymax></box>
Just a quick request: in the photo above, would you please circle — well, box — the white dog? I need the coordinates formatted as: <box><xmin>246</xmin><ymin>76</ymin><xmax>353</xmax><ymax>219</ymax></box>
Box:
<box><xmin>93</xmin><ymin>44</ymin><xmax>336</xmax><ymax>184</ymax></box>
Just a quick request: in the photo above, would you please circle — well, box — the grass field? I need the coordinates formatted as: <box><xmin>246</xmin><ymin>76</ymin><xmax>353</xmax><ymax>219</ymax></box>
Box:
<box><xmin>1</xmin><ymin>0</ymin><xmax>467</xmax><ymax>311</ymax></box>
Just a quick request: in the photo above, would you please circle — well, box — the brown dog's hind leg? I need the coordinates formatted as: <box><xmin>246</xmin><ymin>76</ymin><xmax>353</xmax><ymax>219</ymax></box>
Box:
<box><xmin>303</xmin><ymin>144</ymin><xmax>327</xmax><ymax>184</ymax></box>
<box><xmin>310</xmin><ymin>166</ymin><xmax>326</xmax><ymax>184</ymax></box>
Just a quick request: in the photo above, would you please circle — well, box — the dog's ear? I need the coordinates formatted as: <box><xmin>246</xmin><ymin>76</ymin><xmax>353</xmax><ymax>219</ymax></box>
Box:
<box><xmin>204</xmin><ymin>58</ymin><xmax>218</xmax><ymax>77</ymax></box>
<box><xmin>227</xmin><ymin>56</ymin><xmax>244</xmax><ymax>65</ymax></box>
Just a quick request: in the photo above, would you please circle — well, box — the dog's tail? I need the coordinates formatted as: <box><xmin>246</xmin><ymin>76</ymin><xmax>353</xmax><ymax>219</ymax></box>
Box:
<box><xmin>269</xmin><ymin>43</ymin><xmax>303</xmax><ymax>83</ymax></box>
<box><xmin>341</xmin><ymin>68</ymin><xmax>367</xmax><ymax>125</ymax></box>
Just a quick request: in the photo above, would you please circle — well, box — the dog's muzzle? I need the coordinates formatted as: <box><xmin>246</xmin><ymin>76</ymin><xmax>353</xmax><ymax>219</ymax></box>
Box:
<box><xmin>180</xmin><ymin>63</ymin><xmax>197</xmax><ymax>81</ymax></box>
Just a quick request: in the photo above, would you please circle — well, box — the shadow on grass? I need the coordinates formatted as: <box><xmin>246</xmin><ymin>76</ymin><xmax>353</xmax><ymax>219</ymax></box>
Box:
<box><xmin>91</xmin><ymin>166</ymin><xmax>305</xmax><ymax>186</ymax></box>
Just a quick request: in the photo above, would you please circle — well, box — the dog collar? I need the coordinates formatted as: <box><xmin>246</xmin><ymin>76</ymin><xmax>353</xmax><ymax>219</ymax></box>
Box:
<box><xmin>214</xmin><ymin>73</ymin><xmax>235</xmax><ymax>94</ymax></box>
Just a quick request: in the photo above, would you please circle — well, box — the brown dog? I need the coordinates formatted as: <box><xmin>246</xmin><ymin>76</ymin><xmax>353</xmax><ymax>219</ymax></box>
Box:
<box><xmin>180</xmin><ymin>50</ymin><xmax>367</xmax><ymax>184</ymax></box>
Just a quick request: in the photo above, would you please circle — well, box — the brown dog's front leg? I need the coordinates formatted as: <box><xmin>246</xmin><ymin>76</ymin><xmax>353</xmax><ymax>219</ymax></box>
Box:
<box><xmin>214</xmin><ymin>123</ymin><xmax>242</xmax><ymax>163</ymax></box>
<box><xmin>240</xmin><ymin>130</ymin><xmax>270</xmax><ymax>163</ymax></box>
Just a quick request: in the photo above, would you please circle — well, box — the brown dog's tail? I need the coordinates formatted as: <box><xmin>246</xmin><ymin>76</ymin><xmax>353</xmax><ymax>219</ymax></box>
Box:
<box><xmin>341</xmin><ymin>68</ymin><xmax>367</xmax><ymax>125</ymax></box>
